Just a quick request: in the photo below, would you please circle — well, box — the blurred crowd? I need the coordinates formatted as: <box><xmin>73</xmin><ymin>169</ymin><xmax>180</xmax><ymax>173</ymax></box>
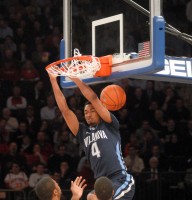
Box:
<box><xmin>0</xmin><ymin>0</ymin><xmax>192</xmax><ymax>199</ymax></box>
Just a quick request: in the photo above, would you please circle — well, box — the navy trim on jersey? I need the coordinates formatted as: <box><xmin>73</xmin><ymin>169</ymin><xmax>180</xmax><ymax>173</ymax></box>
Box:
<box><xmin>113</xmin><ymin>176</ymin><xmax>135</xmax><ymax>199</ymax></box>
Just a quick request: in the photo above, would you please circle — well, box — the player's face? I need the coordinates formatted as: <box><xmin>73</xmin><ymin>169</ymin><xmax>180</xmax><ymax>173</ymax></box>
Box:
<box><xmin>84</xmin><ymin>104</ymin><xmax>100</xmax><ymax>126</ymax></box>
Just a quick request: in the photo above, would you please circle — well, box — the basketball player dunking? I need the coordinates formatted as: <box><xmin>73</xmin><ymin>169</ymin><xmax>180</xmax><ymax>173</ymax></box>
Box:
<box><xmin>48</xmin><ymin>73</ymin><xmax>135</xmax><ymax>200</ymax></box>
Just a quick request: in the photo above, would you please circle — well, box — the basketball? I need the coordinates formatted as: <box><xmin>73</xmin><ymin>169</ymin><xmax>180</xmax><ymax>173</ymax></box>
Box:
<box><xmin>100</xmin><ymin>85</ymin><xmax>126</xmax><ymax>111</ymax></box>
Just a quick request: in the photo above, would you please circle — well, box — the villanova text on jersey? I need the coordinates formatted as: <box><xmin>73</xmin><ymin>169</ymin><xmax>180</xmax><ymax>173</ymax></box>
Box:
<box><xmin>84</xmin><ymin>130</ymin><xmax>108</xmax><ymax>147</ymax></box>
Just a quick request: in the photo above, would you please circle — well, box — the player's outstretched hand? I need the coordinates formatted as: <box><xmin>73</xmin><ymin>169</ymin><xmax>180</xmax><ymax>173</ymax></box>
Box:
<box><xmin>47</xmin><ymin>71</ymin><xmax>57</xmax><ymax>79</ymax></box>
<box><xmin>71</xmin><ymin>176</ymin><xmax>87</xmax><ymax>200</ymax></box>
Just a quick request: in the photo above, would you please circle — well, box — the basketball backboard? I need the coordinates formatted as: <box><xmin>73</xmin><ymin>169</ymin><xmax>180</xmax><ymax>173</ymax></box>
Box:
<box><xmin>59</xmin><ymin>0</ymin><xmax>165</xmax><ymax>88</ymax></box>
<box><xmin>133</xmin><ymin>56</ymin><xmax>192</xmax><ymax>84</ymax></box>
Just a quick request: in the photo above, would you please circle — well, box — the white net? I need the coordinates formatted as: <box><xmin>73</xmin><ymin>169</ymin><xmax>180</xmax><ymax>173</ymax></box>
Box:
<box><xmin>46</xmin><ymin>49</ymin><xmax>101</xmax><ymax>78</ymax></box>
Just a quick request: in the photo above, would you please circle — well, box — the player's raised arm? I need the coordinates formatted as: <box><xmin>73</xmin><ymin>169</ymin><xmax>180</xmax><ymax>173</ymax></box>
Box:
<box><xmin>70</xmin><ymin>77</ymin><xmax>112</xmax><ymax>123</ymax></box>
<box><xmin>48</xmin><ymin>74</ymin><xmax>79</xmax><ymax>135</ymax></box>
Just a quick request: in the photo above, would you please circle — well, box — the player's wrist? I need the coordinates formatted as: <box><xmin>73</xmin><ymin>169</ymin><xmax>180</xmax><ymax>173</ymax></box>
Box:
<box><xmin>71</xmin><ymin>194</ymin><xmax>80</xmax><ymax>200</ymax></box>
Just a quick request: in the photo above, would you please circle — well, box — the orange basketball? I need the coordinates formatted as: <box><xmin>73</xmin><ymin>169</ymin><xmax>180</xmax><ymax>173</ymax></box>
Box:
<box><xmin>100</xmin><ymin>84</ymin><xmax>126</xmax><ymax>111</ymax></box>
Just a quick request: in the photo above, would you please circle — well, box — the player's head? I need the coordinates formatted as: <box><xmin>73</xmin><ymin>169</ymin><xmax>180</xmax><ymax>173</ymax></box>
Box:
<box><xmin>35</xmin><ymin>177</ymin><xmax>62</xmax><ymax>200</ymax></box>
<box><xmin>94</xmin><ymin>176</ymin><xmax>114</xmax><ymax>200</ymax></box>
<box><xmin>84</xmin><ymin>101</ymin><xmax>100</xmax><ymax>126</ymax></box>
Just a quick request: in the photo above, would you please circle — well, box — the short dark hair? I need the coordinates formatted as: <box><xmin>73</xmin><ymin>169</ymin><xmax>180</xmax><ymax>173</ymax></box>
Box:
<box><xmin>35</xmin><ymin>177</ymin><xmax>55</xmax><ymax>200</ymax></box>
<box><xmin>94</xmin><ymin>177</ymin><xmax>113</xmax><ymax>200</ymax></box>
<box><xmin>84</xmin><ymin>101</ymin><xmax>91</xmax><ymax>108</ymax></box>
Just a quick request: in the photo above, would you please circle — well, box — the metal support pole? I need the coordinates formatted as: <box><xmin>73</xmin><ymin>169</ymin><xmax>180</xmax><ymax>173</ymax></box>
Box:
<box><xmin>63</xmin><ymin>0</ymin><xmax>72</xmax><ymax>58</ymax></box>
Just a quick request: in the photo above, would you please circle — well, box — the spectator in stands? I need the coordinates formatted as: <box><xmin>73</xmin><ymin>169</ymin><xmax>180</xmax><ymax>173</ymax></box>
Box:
<box><xmin>0</xmin><ymin>119</ymin><xmax>9</xmax><ymax>153</ymax></box>
<box><xmin>59</xmin><ymin>160</ymin><xmax>76</xmax><ymax>190</ymax></box>
<box><xmin>6</xmin><ymin>85</ymin><xmax>27</xmax><ymax>118</ymax></box>
<box><xmin>3</xmin><ymin>142</ymin><xmax>27</xmax><ymax>174</ymax></box>
<box><xmin>19</xmin><ymin>59</ymin><xmax>40</xmax><ymax>99</ymax></box>
<box><xmin>143</xmin><ymin>144</ymin><xmax>169</xmax><ymax>171</ymax></box>
<box><xmin>67</xmin><ymin>96</ymin><xmax>79</xmax><ymax>111</ymax></box>
<box><xmin>19</xmin><ymin>59</ymin><xmax>40</xmax><ymax>104</ymax></box>
<box><xmin>18</xmin><ymin>134</ymin><xmax>33</xmax><ymax>155</ymax></box>
<box><xmin>140</xmin><ymin>130</ymin><xmax>161</xmax><ymax>160</ymax></box>
<box><xmin>135</xmin><ymin>119</ymin><xmax>158</xmax><ymax>146</ymax></box>
<box><xmin>164</xmin><ymin>134</ymin><xmax>184</xmax><ymax>157</ymax></box>
<box><xmin>38</xmin><ymin>119</ymin><xmax>48</xmax><ymax>132</ymax></box>
<box><xmin>129</xmin><ymin>87</ymin><xmax>148</xmax><ymax>129</ymax></box>
<box><xmin>4</xmin><ymin>161</ymin><xmax>28</xmax><ymax>190</ymax></box>
<box><xmin>158</xmin><ymin>118</ymin><xmax>179</xmax><ymax>143</ymax></box>
<box><xmin>0</xmin><ymin>57</ymin><xmax>19</xmax><ymax>97</ymax></box>
<box><xmin>51</xmin><ymin>107</ymin><xmax>65</xmax><ymax>133</ymax></box>
<box><xmin>164</xmin><ymin>134</ymin><xmax>188</xmax><ymax>171</ymax></box>
<box><xmin>146</xmin><ymin>100</ymin><xmax>159</xmax><ymax>122</ymax></box>
<box><xmin>46</xmin><ymin>34</ymin><xmax>60</xmax><ymax>62</ymax></box>
<box><xmin>10</xmin><ymin>120</ymin><xmax>30</xmax><ymax>145</ymax></box>
<box><xmin>0</xmin><ymin>59</ymin><xmax>8</xmax><ymax>73</ymax></box>
<box><xmin>118</xmin><ymin>108</ymin><xmax>130</xmax><ymax>151</ymax></box>
<box><xmin>30</xmin><ymin>80</ymin><xmax>47</xmax><ymax>111</ymax></box>
<box><xmin>141</xmin><ymin>157</ymin><xmax>164</xmax><ymax>200</ymax></box>
<box><xmin>14</xmin><ymin>27</ymin><xmax>26</xmax><ymax>46</ymax></box>
<box><xmin>1</xmin><ymin>48</ymin><xmax>17</xmax><ymax>64</ymax></box>
<box><xmin>25</xmin><ymin>143</ymin><xmax>47</xmax><ymax>171</ymax></box>
<box><xmin>161</xmin><ymin>86</ymin><xmax>178</xmax><ymax>113</ymax></box>
<box><xmin>22</xmin><ymin>105</ymin><xmax>40</xmax><ymax>134</ymax></box>
<box><xmin>31</xmin><ymin>43</ymin><xmax>49</xmax><ymax>66</ymax></box>
<box><xmin>124</xmin><ymin>133</ymin><xmax>140</xmax><ymax>157</ymax></box>
<box><xmin>150</xmin><ymin>109</ymin><xmax>167</xmax><ymax>132</ymax></box>
<box><xmin>47</xmin><ymin>144</ymin><xmax>72</xmax><ymax>173</ymax></box>
<box><xmin>35</xmin><ymin>130</ymin><xmax>54</xmax><ymax>159</ymax></box>
<box><xmin>29</xmin><ymin>163</ymin><xmax>49</xmax><ymax>188</ymax></box>
<box><xmin>169</xmin><ymin>98</ymin><xmax>191</xmax><ymax>123</ymax></box>
<box><xmin>1</xmin><ymin>107</ymin><xmax>19</xmax><ymax>134</ymax></box>
<box><xmin>124</xmin><ymin>145</ymin><xmax>145</xmax><ymax>175</ymax></box>
<box><xmin>143</xmin><ymin>80</ymin><xmax>160</xmax><ymax>106</ymax></box>
<box><xmin>3</xmin><ymin>35</ymin><xmax>17</xmax><ymax>52</ymax></box>
<box><xmin>0</xmin><ymin>18</ymin><xmax>13</xmax><ymax>39</ymax></box>
<box><xmin>74</xmin><ymin>108</ymin><xmax>85</xmax><ymax>123</ymax></box>
<box><xmin>40</xmin><ymin>95</ymin><xmax>57</xmax><ymax>121</ymax></box>
<box><xmin>20</xmin><ymin>59</ymin><xmax>40</xmax><ymax>82</ymax></box>
<box><xmin>119</xmin><ymin>78</ymin><xmax>135</xmax><ymax>110</ymax></box>
<box><xmin>16</xmin><ymin>42</ymin><xmax>30</xmax><ymax>64</ymax></box>
<box><xmin>54</xmin><ymin>129</ymin><xmax>79</xmax><ymax>159</ymax></box>
<box><xmin>77</xmin><ymin>156</ymin><xmax>94</xmax><ymax>189</ymax></box>
<box><xmin>51</xmin><ymin>171</ymin><xmax>61</xmax><ymax>184</ymax></box>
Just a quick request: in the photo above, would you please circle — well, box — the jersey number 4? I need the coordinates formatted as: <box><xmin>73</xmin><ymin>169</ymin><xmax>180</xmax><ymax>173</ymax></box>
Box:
<box><xmin>91</xmin><ymin>142</ymin><xmax>101</xmax><ymax>158</ymax></box>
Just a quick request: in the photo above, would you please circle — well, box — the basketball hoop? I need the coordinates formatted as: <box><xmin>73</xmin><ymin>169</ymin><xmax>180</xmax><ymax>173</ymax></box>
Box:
<box><xmin>46</xmin><ymin>49</ymin><xmax>102</xmax><ymax>78</ymax></box>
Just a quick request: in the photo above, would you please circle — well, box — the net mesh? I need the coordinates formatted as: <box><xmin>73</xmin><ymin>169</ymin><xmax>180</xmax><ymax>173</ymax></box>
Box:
<box><xmin>46</xmin><ymin>49</ymin><xmax>101</xmax><ymax>78</ymax></box>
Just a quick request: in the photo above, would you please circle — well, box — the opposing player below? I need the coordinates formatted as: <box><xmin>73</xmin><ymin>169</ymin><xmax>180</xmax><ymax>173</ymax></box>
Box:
<box><xmin>48</xmin><ymin>73</ymin><xmax>135</xmax><ymax>200</ymax></box>
<box><xmin>35</xmin><ymin>176</ymin><xmax>86</xmax><ymax>200</ymax></box>
<box><xmin>94</xmin><ymin>176</ymin><xmax>114</xmax><ymax>200</ymax></box>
